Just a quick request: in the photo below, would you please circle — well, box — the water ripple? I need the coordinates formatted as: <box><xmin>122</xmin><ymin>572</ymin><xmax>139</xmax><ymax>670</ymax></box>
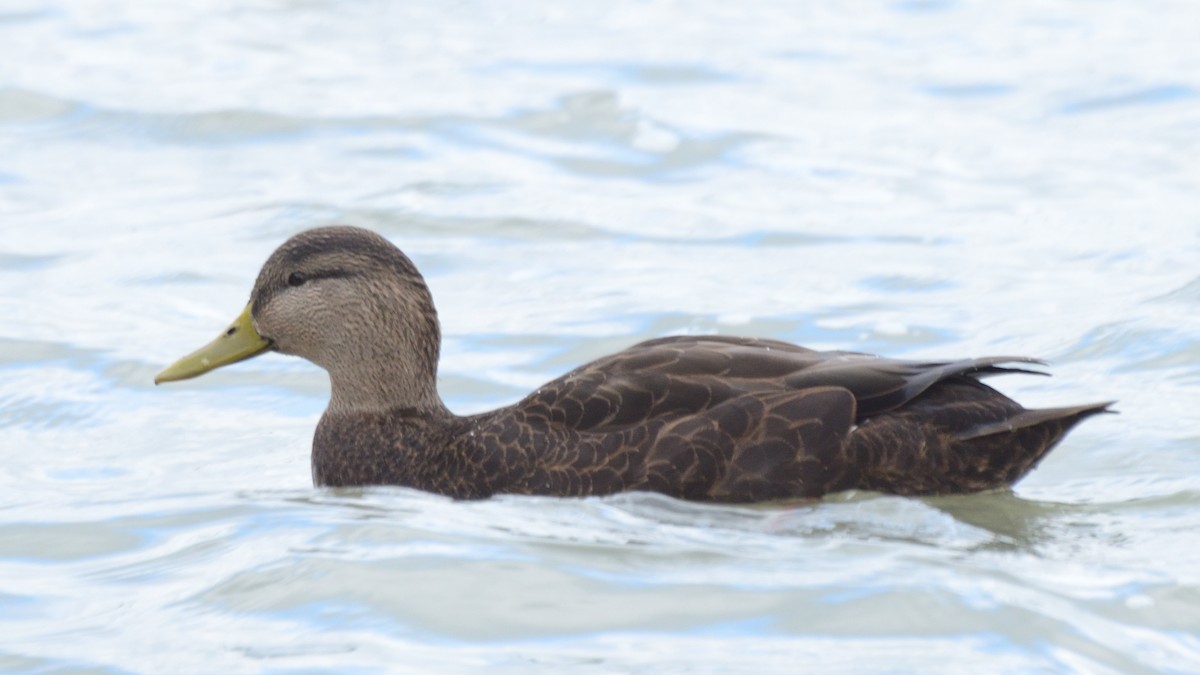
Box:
<box><xmin>2</xmin><ymin>0</ymin><xmax>1199</xmax><ymax>672</ymax></box>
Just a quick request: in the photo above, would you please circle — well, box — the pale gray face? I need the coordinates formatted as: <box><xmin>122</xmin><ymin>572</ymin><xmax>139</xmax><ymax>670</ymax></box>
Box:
<box><xmin>248</xmin><ymin>226</ymin><xmax>439</xmax><ymax>375</ymax></box>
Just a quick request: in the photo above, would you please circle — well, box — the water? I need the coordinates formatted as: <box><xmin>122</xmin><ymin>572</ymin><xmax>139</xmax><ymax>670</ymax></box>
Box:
<box><xmin>2</xmin><ymin>1</ymin><xmax>1199</xmax><ymax>672</ymax></box>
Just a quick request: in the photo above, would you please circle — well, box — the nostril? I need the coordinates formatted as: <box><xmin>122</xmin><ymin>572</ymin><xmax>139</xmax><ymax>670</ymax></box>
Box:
<box><xmin>225</xmin><ymin>326</ymin><xmax>237</xmax><ymax>337</ymax></box>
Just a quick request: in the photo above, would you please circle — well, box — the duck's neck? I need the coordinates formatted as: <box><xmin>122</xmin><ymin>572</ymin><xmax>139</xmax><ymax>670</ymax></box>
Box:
<box><xmin>324</xmin><ymin>346</ymin><xmax>451</xmax><ymax>419</ymax></box>
<box><xmin>327</xmin><ymin>370</ymin><xmax>449</xmax><ymax>418</ymax></box>
<box><xmin>316</xmin><ymin>279</ymin><xmax>452</xmax><ymax>419</ymax></box>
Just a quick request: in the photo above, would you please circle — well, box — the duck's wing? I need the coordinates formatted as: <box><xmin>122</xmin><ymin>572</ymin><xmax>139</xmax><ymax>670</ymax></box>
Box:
<box><xmin>494</xmin><ymin>335</ymin><xmax>1110</xmax><ymax>500</ymax></box>
<box><xmin>515</xmin><ymin>335</ymin><xmax>1045</xmax><ymax>431</ymax></box>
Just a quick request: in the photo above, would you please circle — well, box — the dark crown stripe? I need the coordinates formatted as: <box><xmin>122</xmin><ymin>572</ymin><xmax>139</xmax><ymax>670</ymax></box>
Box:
<box><xmin>282</xmin><ymin>228</ymin><xmax>420</xmax><ymax>277</ymax></box>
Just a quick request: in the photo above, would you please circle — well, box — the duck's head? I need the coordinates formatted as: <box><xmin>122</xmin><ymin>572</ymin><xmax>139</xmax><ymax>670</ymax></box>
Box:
<box><xmin>156</xmin><ymin>226</ymin><xmax>443</xmax><ymax>412</ymax></box>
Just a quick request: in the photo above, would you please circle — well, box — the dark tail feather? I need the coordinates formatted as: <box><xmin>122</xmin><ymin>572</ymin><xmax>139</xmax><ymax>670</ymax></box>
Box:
<box><xmin>950</xmin><ymin>400</ymin><xmax>1115</xmax><ymax>489</ymax></box>
<box><xmin>955</xmin><ymin>401</ymin><xmax>1117</xmax><ymax>441</ymax></box>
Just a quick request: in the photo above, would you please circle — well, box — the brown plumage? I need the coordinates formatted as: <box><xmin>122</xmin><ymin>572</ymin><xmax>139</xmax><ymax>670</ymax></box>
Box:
<box><xmin>157</xmin><ymin>226</ymin><xmax>1114</xmax><ymax>502</ymax></box>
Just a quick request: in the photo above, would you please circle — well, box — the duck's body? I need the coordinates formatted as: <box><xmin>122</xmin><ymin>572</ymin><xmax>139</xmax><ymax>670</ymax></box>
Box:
<box><xmin>312</xmin><ymin>336</ymin><xmax>1107</xmax><ymax>500</ymax></box>
<box><xmin>156</xmin><ymin>226</ymin><xmax>1112</xmax><ymax>502</ymax></box>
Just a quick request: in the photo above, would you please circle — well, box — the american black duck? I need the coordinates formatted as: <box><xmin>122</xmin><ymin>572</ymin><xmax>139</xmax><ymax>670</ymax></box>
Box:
<box><xmin>156</xmin><ymin>226</ymin><xmax>1112</xmax><ymax>501</ymax></box>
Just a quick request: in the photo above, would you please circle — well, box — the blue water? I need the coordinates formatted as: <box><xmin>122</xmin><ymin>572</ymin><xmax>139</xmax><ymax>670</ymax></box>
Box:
<box><xmin>2</xmin><ymin>1</ymin><xmax>1199</xmax><ymax>672</ymax></box>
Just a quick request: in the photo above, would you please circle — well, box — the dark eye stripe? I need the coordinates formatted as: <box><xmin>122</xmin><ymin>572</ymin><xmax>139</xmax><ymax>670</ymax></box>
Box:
<box><xmin>292</xmin><ymin>269</ymin><xmax>357</xmax><ymax>285</ymax></box>
<box><xmin>254</xmin><ymin>269</ymin><xmax>360</xmax><ymax>315</ymax></box>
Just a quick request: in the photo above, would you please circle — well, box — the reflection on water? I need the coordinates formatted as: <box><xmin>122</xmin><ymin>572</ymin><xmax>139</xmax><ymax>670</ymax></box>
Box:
<box><xmin>2</xmin><ymin>0</ymin><xmax>1199</xmax><ymax>672</ymax></box>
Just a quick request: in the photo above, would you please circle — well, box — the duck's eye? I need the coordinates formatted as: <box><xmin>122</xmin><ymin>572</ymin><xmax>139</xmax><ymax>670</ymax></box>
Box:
<box><xmin>287</xmin><ymin>272</ymin><xmax>307</xmax><ymax>287</ymax></box>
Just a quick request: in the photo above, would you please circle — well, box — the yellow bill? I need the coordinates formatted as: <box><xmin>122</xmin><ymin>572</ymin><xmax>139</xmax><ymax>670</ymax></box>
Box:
<box><xmin>155</xmin><ymin>303</ymin><xmax>271</xmax><ymax>384</ymax></box>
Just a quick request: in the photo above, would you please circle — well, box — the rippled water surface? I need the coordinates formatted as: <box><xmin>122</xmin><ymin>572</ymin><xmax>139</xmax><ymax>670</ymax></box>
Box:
<box><xmin>2</xmin><ymin>1</ymin><xmax>1199</xmax><ymax>672</ymax></box>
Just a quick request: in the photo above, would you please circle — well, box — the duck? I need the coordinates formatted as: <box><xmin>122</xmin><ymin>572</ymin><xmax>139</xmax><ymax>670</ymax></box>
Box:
<box><xmin>156</xmin><ymin>226</ymin><xmax>1113</xmax><ymax>501</ymax></box>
